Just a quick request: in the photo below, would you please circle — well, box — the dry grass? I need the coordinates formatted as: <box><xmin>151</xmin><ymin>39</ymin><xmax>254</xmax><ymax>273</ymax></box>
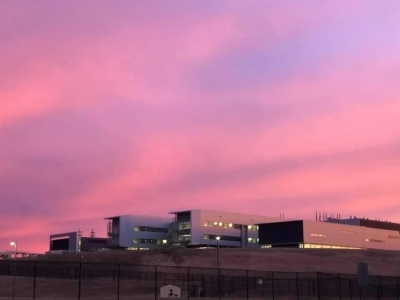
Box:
<box><xmin>16</xmin><ymin>248</ymin><xmax>400</xmax><ymax>276</ymax></box>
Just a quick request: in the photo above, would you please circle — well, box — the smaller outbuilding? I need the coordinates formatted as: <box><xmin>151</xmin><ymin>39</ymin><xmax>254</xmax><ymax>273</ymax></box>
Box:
<box><xmin>160</xmin><ymin>285</ymin><xmax>181</xmax><ymax>298</ymax></box>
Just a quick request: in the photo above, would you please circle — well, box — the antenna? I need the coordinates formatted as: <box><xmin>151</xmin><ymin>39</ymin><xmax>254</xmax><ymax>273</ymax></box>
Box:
<box><xmin>90</xmin><ymin>229</ymin><xmax>95</xmax><ymax>238</ymax></box>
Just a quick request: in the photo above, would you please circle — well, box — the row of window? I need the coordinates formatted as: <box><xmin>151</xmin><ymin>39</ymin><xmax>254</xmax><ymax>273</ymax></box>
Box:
<box><xmin>178</xmin><ymin>234</ymin><xmax>191</xmax><ymax>241</ymax></box>
<box><xmin>248</xmin><ymin>238</ymin><xmax>259</xmax><ymax>243</ymax></box>
<box><xmin>311</xmin><ymin>233</ymin><xmax>327</xmax><ymax>237</ymax></box>
<box><xmin>127</xmin><ymin>247</ymin><xmax>150</xmax><ymax>250</ymax></box>
<box><xmin>133</xmin><ymin>226</ymin><xmax>168</xmax><ymax>233</ymax></box>
<box><xmin>203</xmin><ymin>234</ymin><xmax>241</xmax><ymax>242</ymax></box>
<box><xmin>203</xmin><ymin>221</ymin><xmax>241</xmax><ymax>229</ymax></box>
<box><xmin>365</xmin><ymin>239</ymin><xmax>385</xmax><ymax>243</ymax></box>
<box><xmin>203</xmin><ymin>221</ymin><xmax>259</xmax><ymax>231</ymax></box>
<box><xmin>311</xmin><ymin>231</ymin><xmax>358</xmax><ymax>237</ymax></box>
<box><xmin>261</xmin><ymin>244</ymin><xmax>362</xmax><ymax>250</ymax></box>
<box><xmin>312</xmin><ymin>233</ymin><xmax>395</xmax><ymax>243</ymax></box>
<box><xmin>300</xmin><ymin>243</ymin><xmax>362</xmax><ymax>250</ymax></box>
<box><xmin>133</xmin><ymin>239</ymin><xmax>168</xmax><ymax>244</ymax></box>
<box><xmin>177</xmin><ymin>222</ymin><xmax>191</xmax><ymax>230</ymax></box>
<box><xmin>341</xmin><ymin>230</ymin><xmax>356</xmax><ymax>235</ymax></box>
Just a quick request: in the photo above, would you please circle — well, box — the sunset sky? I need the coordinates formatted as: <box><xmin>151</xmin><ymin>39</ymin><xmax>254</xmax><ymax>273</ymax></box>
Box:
<box><xmin>1</xmin><ymin>1</ymin><xmax>400</xmax><ymax>253</ymax></box>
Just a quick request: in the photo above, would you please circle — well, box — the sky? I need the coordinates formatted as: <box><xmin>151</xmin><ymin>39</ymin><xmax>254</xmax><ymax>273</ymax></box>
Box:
<box><xmin>1</xmin><ymin>0</ymin><xmax>400</xmax><ymax>253</ymax></box>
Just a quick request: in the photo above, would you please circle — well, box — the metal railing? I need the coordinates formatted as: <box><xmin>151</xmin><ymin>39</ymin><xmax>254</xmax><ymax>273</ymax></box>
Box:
<box><xmin>0</xmin><ymin>260</ymin><xmax>399</xmax><ymax>299</ymax></box>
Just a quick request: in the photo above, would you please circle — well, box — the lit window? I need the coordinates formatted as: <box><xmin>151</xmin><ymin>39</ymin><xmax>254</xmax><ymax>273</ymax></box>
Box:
<box><xmin>162</xmin><ymin>239</ymin><xmax>167</xmax><ymax>244</ymax></box>
<box><xmin>223</xmin><ymin>223</ymin><xmax>228</xmax><ymax>228</ymax></box>
<box><xmin>365</xmin><ymin>238</ymin><xmax>385</xmax><ymax>243</ymax></box>
<box><xmin>311</xmin><ymin>233</ymin><xmax>327</xmax><ymax>238</ymax></box>
<box><xmin>248</xmin><ymin>225</ymin><xmax>252</xmax><ymax>230</ymax></box>
<box><xmin>204</xmin><ymin>235</ymin><xmax>209</xmax><ymax>240</ymax></box>
<box><xmin>203</xmin><ymin>221</ymin><xmax>208</xmax><ymax>227</ymax></box>
<box><xmin>248</xmin><ymin>238</ymin><xmax>252</xmax><ymax>242</ymax></box>
<box><xmin>133</xmin><ymin>227</ymin><xmax>139</xmax><ymax>231</ymax></box>
<box><xmin>218</xmin><ymin>222</ymin><xmax>223</xmax><ymax>227</ymax></box>
<box><xmin>133</xmin><ymin>239</ymin><xmax>139</xmax><ymax>243</ymax></box>
<box><xmin>213</xmin><ymin>221</ymin><xmax>218</xmax><ymax>226</ymax></box>
<box><xmin>228</xmin><ymin>223</ymin><xmax>233</xmax><ymax>228</ymax></box>
<box><xmin>341</xmin><ymin>230</ymin><xmax>356</xmax><ymax>235</ymax></box>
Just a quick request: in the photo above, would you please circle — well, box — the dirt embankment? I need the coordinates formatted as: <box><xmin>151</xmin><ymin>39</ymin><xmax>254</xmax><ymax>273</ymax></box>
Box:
<box><xmin>14</xmin><ymin>248</ymin><xmax>400</xmax><ymax>276</ymax></box>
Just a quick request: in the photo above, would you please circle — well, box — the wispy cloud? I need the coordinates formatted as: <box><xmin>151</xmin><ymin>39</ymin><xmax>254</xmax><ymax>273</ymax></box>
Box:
<box><xmin>1</xmin><ymin>0</ymin><xmax>400</xmax><ymax>252</ymax></box>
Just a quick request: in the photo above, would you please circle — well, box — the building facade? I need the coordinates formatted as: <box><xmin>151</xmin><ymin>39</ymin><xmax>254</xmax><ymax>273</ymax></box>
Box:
<box><xmin>258</xmin><ymin>220</ymin><xmax>400</xmax><ymax>250</ymax></box>
<box><xmin>170</xmin><ymin>209</ymin><xmax>284</xmax><ymax>248</ymax></box>
<box><xmin>49</xmin><ymin>231</ymin><xmax>108</xmax><ymax>253</ymax></box>
<box><xmin>105</xmin><ymin>215</ymin><xmax>171</xmax><ymax>250</ymax></box>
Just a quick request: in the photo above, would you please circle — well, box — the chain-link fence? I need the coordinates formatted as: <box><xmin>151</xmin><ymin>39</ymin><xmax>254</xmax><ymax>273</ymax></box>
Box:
<box><xmin>0</xmin><ymin>260</ymin><xmax>399</xmax><ymax>299</ymax></box>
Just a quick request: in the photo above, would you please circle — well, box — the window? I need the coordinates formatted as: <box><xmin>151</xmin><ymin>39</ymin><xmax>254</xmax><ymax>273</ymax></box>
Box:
<box><xmin>178</xmin><ymin>222</ymin><xmax>190</xmax><ymax>230</ymax></box>
<box><xmin>365</xmin><ymin>239</ymin><xmax>385</xmax><ymax>243</ymax></box>
<box><xmin>300</xmin><ymin>243</ymin><xmax>361</xmax><ymax>250</ymax></box>
<box><xmin>178</xmin><ymin>234</ymin><xmax>191</xmax><ymax>241</ymax></box>
<box><xmin>162</xmin><ymin>239</ymin><xmax>167</xmax><ymax>244</ymax></box>
<box><xmin>233</xmin><ymin>224</ymin><xmax>241</xmax><ymax>229</ymax></box>
<box><xmin>311</xmin><ymin>233</ymin><xmax>327</xmax><ymax>238</ymax></box>
<box><xmin>133</xmin><ymin>226</ymin><xmax>168</xmax><ymax>233</ymax></box>
<box><xmin>204</xmin><ymin>234</ymin><xmax>241</xmax><ymax>242</ymax></box>
<box><xmin>133</xmin><ymin>238</ymin><xmax>160</xmax><ymax>244</ymax></box>
<box><xmin>203</xmin><ymin>221</ymin><xmax>241</xmax><ymax>230</ymax></box>
<box><xmin>247</xmin><ymin>237</ymin><xmax>258</xmax><ymax>243</ymax></box>
<box><xmin>341</xmin><ymin>230</ymin><xmax>356</xmax><ymax>235</ymax></box>
<box><xmin>247</xmin><ymin>225</ymin><xmax>259</xmax><ymax>231</ymax></box>
<box><xmin>388</xmin><ymin>235</ymin><xmax>400</xmax><ymax>239</ymax></box>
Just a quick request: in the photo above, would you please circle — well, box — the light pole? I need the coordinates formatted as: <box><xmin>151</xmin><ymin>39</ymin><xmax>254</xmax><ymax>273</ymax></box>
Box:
<box><xmin>215</xmin><ymin>236</ymin><xmax>220</xmax><ymax>299</ymax></box>
<box><xmin>10</xmin><ymin>242</ymin><xmax>17</xmax><ymax>298</ymax></box>
<box><xmin>215</xmin><ymin>236</ymin><xmax>220</xmax><ymax>268</ymax></box>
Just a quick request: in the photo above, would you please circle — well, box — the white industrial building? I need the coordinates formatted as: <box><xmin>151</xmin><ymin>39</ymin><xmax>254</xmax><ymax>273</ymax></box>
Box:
<box><xmin>105</xmin><ymin>215</ymin><xmax>171</xmax><ymax>250</ymax></box>
<box><xmin>258</xmin><ymin>218</ymin><xmax>400</xmax><ymax>250</ymax></box>
<box><xmin>48</xmin><ymin>209</ymin><xmax>400</xmax><ymax>252</ymax></box>
<box><xmin>169</xmin><ymin>209</ymin><xmax>285</xmax><ymax>248</ymax></box>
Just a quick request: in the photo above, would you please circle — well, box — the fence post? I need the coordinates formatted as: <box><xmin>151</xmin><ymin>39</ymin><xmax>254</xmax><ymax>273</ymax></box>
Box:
<box><xmin>272</xmin><ymin>272</ymin><xmax>275</xmax><ymax>300</ymax></box>
<box><xmin>338</xmin><ymin>274</ymin><xmax>341</xmax><ymax>300</ymax></box>
<box><xmin>316</xmin><ymin>272</ymin><xmax>320</xmax><ymax>300</ymax></box>
<box><xmin>246</xmin><ymin>270</ymin><xmax>249</xmax><ymax>300</ymax></box>
<box><xmin>117</xmin><ymin>264</ymin><xmax>120</xmax><ymax>300</ymax></box>
<box><xmin>78</xmin><ymin>262</ymin><xmax>82</xmax><ymax>300</ymax></box>
<box><xmin>154</xmin><ymin>266</ymin><xmax>158</xmax><ymax>300</ymax></box>
<box><xmin>187</xmin><ymin>267</ymin><xmax>190</xmax><ymax>300</ymax></box>
<box><xmin>296</xmin><ymin>272</ymin><xmax>300</xmax><ymax>300</ymax></box>
<box><xmin>33</xmin><ymin>261</ymin><xmax>37</xmax><ymax>300</ymax></box>
<box><xmin>350</xmin><ymin>279</ymin><xmax>352</xmax><ymax>300</ymax></box>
